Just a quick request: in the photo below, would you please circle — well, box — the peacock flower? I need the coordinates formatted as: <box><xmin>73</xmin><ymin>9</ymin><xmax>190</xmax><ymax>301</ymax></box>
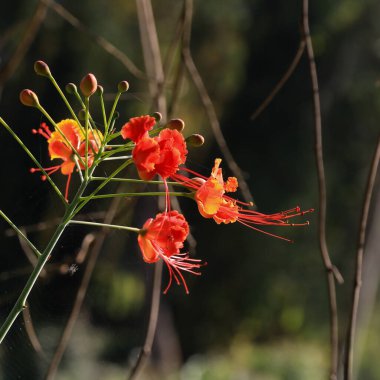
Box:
<box><xmin>172</xmin><ymin>158</ymin><xmax>313</xmax><ymax>241</ymax></box>
<box><xmin>31</xmin><ymin>119</ymin><xmax>103</xmax><ymax>200</ymax></box>
<box><xmin>120</xmin><ymin>115</ymin><xmax>156</xmax><ymax>143</ymax></box>
<box><xmin>121</xmin><ymin>115</ymin><xmax>188</xmax><ymax>180</ymax></box>
<box><xmin>138</xmin><ymin>210</ymin><xmax>204</xmax><ymax>293</ymax></box>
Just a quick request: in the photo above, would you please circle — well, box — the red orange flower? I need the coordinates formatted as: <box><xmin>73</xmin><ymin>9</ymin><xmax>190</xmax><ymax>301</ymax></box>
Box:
<box><xmin>121</xmin><ymin>115</ymin><xmax>188</xmax><ymax>180</ymax></box>
<box><xmin>172</xmin><ymin>158</ymin><xmax>313</xmax><ymax>241</ymax></box>
<box><xmin>31</xmin><ymin>119</ymin><xmax>102</xmax><ymax>200</ymax></box>
<box><xmin>138</xmin><ymin>210</ymin><xmax>203</xmax><ymax>293</ymax></box>
<box><xmin>121</xmin><ymin>115</ymin><xmax>156</xmax><ymax>143</ymax></box>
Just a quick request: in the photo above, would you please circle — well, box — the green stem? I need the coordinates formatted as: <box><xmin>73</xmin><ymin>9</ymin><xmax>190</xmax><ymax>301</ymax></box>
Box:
<box><xmin>0</xmin><ymin>177</ymin><xmax>91</xmax><ymax>344</ymax></box>
<box><xmin>99</xmin><ymin>91</ymin><xmax>107</xmax><ymax>135</ymax></box>
<box><xmin>85</xmin><ymin>97</ymin><xmax>89</xmax><ymax>180</ymax></box>
<box><xmin>100</xmin><ymin>145</ymin><xmax>133</xmax><ymax>161</ymax></box>
<box><xmin>90</xmin><ymin>177</ymin><xmax>187</xmax><ymax>187</ymax></box>
<box><xmin>72</xmin><ymin>159</ymin><xmax>133</xmax><ymax>218</ymax></box>
<box><xmin>80</xmin><ymin>191</ymin><xmax>192</xmax><ymax>200</ymax></box>
<box><xmin>101</xmin><ymin>156</ymin><xmax>131</xmax><ymax>161</ymax></box>
<box><xmin>70</xmin><ymin>220</ymin><xmax>140</xmax><ymax>233</ymax></box>
<box><xmin>0</xmin><ymin>210</ymin><xmax>41</xmax><ymax>258</ymax></box>
<box><xmin>72</xmin><ymin>90</ymin><xmax>99</xmax><ymax>134</ymax></box>
<box><xmin>0</xmin><ymin>117</ymin><xmax>66</xmax><ymax>205</ymax></box>
<box><xmin>106</xmin><ymin>92</ymin><xmax>121</xmax><ymax>134</ymax></box>
<box><xmin>48</xmin><ymin>74</ymin><xmax>83</xmax><ymax>131</ymax></box>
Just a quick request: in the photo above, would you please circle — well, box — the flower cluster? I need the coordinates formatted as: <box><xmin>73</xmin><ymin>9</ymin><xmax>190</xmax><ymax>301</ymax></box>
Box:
<box><xmin>18</xmin><ymin>61</ymin><xmax>312</xmax><ymax>294</ymax></box>
<box><xmin>31</xmin><ymin>119</ymin><xmax>102</xmax><ymax>200</ymax></box>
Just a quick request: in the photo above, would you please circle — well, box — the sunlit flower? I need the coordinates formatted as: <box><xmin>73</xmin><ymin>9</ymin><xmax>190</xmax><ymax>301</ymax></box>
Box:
<box><xmin>138</xmin><ymin>210</ymin><xmax>204</xmax><ymax>293</ymax></box>
<box><xmin>172</xmin><ymin>158</ymin><xmax>313</xmax><ymax>242</ymax></box>
<box><xmin>31</xmin><ymin>119</ymin><xmax>102</xmax><ymax>200</ymax></box>
<box><xmin>120</xmin><ymin>115</ymin><xmax>156</xmax><ymax>143</ymax></box>
<box><xmin>121</xmin><ymin>115</ymin><xmax>187</xmax><ymax>180</ymax></box>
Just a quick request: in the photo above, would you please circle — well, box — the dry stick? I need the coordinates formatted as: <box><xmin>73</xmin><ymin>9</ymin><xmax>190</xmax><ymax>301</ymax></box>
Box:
<box><xmin>127</xmin><ymin>1</ymin><xmax>167</xmax><ymax>379</ymax></box>
<box><xmin>344</xmin><ymin>134</ymin><xmax>380</xmax><ymax>380</ymax></box>
<box><xmin>44</xmin><ymin>199</ymin><xmax>121</xmax><ymax>380</ymax></box>
<box><xmin>302</xmin><ymin>1</ymin><xmax>341</xmax><ymax>379</ymax></box>
<box><xmin>181</xmin><ymin>0</ymin><xmax>254</xmax><ymax>205</ymax></box>
<box><xmin>250</xmin><ymin>39</ymin><xmax>306</xmax><ymax>121</ymax></box>
<box><xmin>22</xmin><ymin>302</ymin><xmax>46</xmax><ymax>359</ymax></box>
<box><xmin>0</xmin><ymin>0</ymin><xmax>48</xmax><ymax>86</ymax></box>
<box><xmin>42</xmin><ymin>0</ymin><xmax>145</xmax><ymax>79</ymax></box>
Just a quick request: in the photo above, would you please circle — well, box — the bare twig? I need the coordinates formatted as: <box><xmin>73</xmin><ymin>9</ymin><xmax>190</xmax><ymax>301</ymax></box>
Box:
<box><xmin>302</xmin><ymin>1</ymin><xmax>341</xmax><ymax>379</ymax></box>
<box><xmin>22</xmin><ymin>302</ymin><xmax>46</xmax><ymax>358</ymax></box>
<box><xmin>44</xmin><ymin>199</ymin><xmax>120</xmax><ymax>380</ymax></box>
<box><xmin>0</xmin><ymin>0</ymin><xmax>48</xmax><ymax>88</ymax></box>
<box><xmin>41</xmin><ymin>0</ymin><xmax>145</xmax><ymax>79</ymax></box>
<box><xmin>344</xmin><ymin>134</ymin><xmax>380</xmax><ymax>380</ymax></box>
<box><xmin>127</xmin><ymin>261</ymin><xmax>163</xmax><ymax>380</ymax></box>
<box><xmin>250</xmin><ymin>39</ymin><xmax>306</xmax><ymax>121</ymax></box>
<box><xmin>136</xmin><ymin>0</ymin><xmax>167</xmax><ymax>116</ymax></box>
<box><xmin>127</xmin><ymin>1</ymin><xmax>168</xmax><ymax>378</ymax></box>
<box><xmin>181</xmin><ymin>0</ymin><xmax>254</xmax><ymax>205</ymax></box>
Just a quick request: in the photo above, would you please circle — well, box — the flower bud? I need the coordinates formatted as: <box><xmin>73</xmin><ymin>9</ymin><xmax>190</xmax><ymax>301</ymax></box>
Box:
<box><xmin>78</xmin><ymin>109</ymin><xmax>86</xmax><ymax>121</ymax></box>
<box><xmin>96</xmin><ymin>85</ymin><xmax>104</xmax><ymax>96</ymax></box>
<box><xmin>80</xmin><ymin>73</ymin><xmax>97</xmax><ymax>97</ymax></box>
<box><xmin>34</xmin><ymin>60</ymin><xmax>51</xmax><ymax>77</ymax></box>
<box><xmin>65</xmin><ymin>83</ymin><xmax>77</xmax><ymax>94</ymax></box>
<box><xmin>117</xmin><ymin>80</ymin><xmax>129</xmax><ymax>92</ymax></box>
<box><xmin>19</xmin><ymin>89</ymin><xmax>40</xmax><ymax>107</ymax></box>
<box><xmin>152</xmin><ymin>112</ymin><xmax>162</xmax><ymax>122</ymax></box>
<box><xmin>186</xmin><ymin>134</ymin><xmax>205</xmax><ymax>147</ymax></box>
<box><xmin>166</xmin><ymin>118</ymin><xmax>185</xmax><ymax>132</ymax></box>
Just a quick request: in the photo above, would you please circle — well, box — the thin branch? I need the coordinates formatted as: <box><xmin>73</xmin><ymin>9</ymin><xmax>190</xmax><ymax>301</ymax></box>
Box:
<box><xmin>344</xmin><ymin>134</ymin><xmax>380</xmax><ymax>380</ymax></box>
<box><xmin>250</xmin><ymin>39</ymin><xmax>306</xmax><ymax>121</ymax></box>
<box><xmin>22</xmin><ymin>302</ymin><xmax>46</xmax><ymax>358</ymax></box>
<box><xmin>127</xmin><ymin>1</ymin><xmax>167</xmax><ymax>378</ymax></box>
<box><xmin>44</xmin><ymin>199</ymin><xmax>121</xmax><ymax>380</ymax></box>
<box><xmin>0</xmin><ymin>0</ymin><xmax>48</xmax><ymax>87</ymax></box>
<box><xmin>136</xmin><ymin>0</ymin><xmax>167</xmax><ymax>116</ymax></box>
<box><xmin>302</xmin><ymin>1</ymin><xmax>340</xmax><ymax>379</ymax></box>
<box><xmin>42</xmin><ymin>0</ymin><xmax>145</xmax><ymax>80</ymax></box>
<box><xmin>181</xmin><ymin>0</ymin><xmax>254</xmax><ymax>205</ymax></box>
<box><xmin>127</xmin><ymin>260</ymin><xmax>163</xmax><ymax>380</ymax></box>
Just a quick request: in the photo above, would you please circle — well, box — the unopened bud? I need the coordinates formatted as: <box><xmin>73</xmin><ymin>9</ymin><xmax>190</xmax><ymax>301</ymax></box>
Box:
<box><xmin>34</xmin><ymin>60</ymin><xmax>51</xmax><ymax>77</ymax></box>
<box><xmin>152</xmin><ymin>112</ymin><xmax>162</xmax><ymax>122</ymax></box>
<box><xmin>80</xmin><ymin>73</ymin><xmax>97</xmax><ymax>97</ymax></box>
<box><xmin>65</xmin><ymin>83</ymin><xmax>77</xmax><ymax>94</ymax></box>
<box><xmin>118</xmin><ymin>80</ymin><xmax>129</xmax><ymax>92</ymax></box>
<box><xmin>78</xmin><ymin>109</ymin><xmax>86</xmax><ymax>120</ymax></box>
<box><xmin>96</xmin><ymin>85</ymin><xmax>104</xmax><ymax>95</ymax></box>
<box><xmin>19</xmin><ymin>89</ymin><xmax>39</xmax><ymax>107</ymax></box>
<box><xmin>166</xmin><ymin>118</ymin><xmax>185</xmax><ymax>132</ymax></box>
<box><xmin>186</xmin><ymin>134</ymin><xmax>205</xmax><ymax>147</ymax></box>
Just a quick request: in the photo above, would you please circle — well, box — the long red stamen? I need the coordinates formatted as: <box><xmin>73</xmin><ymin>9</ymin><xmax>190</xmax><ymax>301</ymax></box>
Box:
<box><xmin>64</xmin><ymin>173</ymin><xmax>72</xmax><ymax>201</ymax></box>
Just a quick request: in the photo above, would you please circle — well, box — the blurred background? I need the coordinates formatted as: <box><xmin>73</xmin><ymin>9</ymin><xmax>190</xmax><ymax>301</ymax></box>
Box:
<box><xmin>1</xmin><ymin>0</ymin><xmax>380</xmax><ymax>379</ymax></box>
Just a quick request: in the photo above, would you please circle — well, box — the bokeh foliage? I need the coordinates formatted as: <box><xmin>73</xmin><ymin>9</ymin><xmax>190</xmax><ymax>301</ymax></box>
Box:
<box><xmin>1</xmin><ymin>0</ymin><xmax>380</xmax><ymax>378</ymax></box>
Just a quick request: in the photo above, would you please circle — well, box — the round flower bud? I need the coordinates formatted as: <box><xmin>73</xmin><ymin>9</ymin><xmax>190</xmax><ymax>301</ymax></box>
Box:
<box><xmin>78</xmin><ymin>109</ymin><xmax>86</xmax><ymax>121</ymax></box>
<box><xmin>65</xmin><ymin>83</ymin><xmax>77</xmax><ymax>94</ymax></box>
<box><xmin>117</xmin><ymin>80</ymin><xmax>129</xmax><ymax>92</ymax></box>
<box><xmin>19</xmin><ymin>89</ymin><xmax>40</xmax><ymax>107</ymax></box>
<box><xmin>166</xmin><ymin>118</ymin><xmax>185</xmax><ymax>132</ymax></box>
<box><xmin>80</xmin><ymin>73</ymin><xmax>97</xmax><ymax>97</ymax></box>
<box><xmin>34</xmin><ymin>60</ymin><xmax>51</xmax><ymax>77</ymax></box>
<box><xmin>152</xmin><ymin>112</ymin><xmax>162</xmax><ymax>122</ymax></box>
<box><xmin>96</xmin><ymin>85</ymin><xmax>104</xmax><ymax>95</ymax></box>
<box><xmin>186</xmin><ymin>134</ymin><xmax>205</xmax><ymax>147</ymax></box>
